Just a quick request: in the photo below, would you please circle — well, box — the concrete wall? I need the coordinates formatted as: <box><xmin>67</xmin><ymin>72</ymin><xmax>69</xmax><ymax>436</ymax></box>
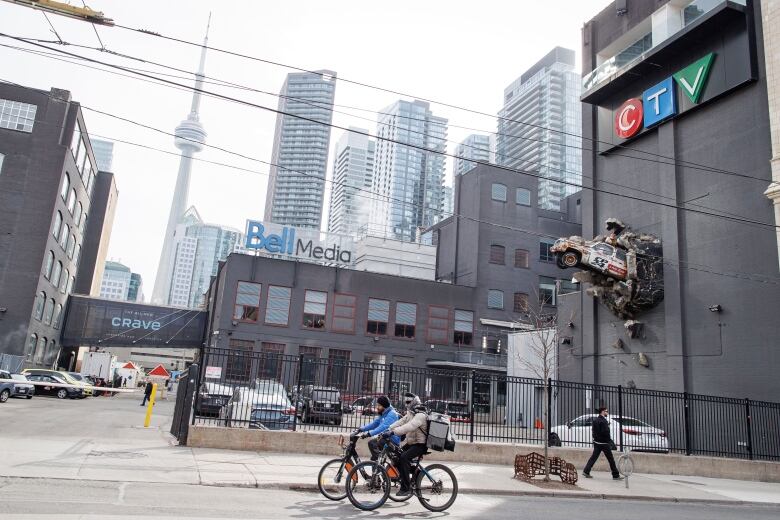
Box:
<box><xmin>187</xmin><ymin>426</ymin><xmax>780</xmax><ymax>483</ymax></box>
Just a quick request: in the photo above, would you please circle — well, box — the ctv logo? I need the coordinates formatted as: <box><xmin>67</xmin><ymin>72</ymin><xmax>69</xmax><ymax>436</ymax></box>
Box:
<box><xmin>614</xmin><ymin>53</ymin><xmax>715</xmax><ymax>139</ymax></box>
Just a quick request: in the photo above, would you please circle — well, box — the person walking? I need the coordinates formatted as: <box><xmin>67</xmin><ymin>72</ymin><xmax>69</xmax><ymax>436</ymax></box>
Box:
<box><xmin>583</xmin><ymin>407</ymin><xmax>623</xmax><ymax>480</ymax></box>
<box><xmin>140</xmin><ymin>381</ymin><xmax>153</xmax><ymax>406</ymax></box>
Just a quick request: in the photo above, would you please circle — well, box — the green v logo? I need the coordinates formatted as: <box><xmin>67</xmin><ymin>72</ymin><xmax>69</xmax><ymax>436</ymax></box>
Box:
<box><xmin>674</xmin><ymin>53</ymin><xmax>715</xmax><ymax>104</ymax></box>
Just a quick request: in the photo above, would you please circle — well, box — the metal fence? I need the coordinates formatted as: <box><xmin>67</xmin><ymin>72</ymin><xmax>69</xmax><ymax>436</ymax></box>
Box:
<box><xmin>189</xmin><ymin>347</ymin><xmax>780</xmax><ymax>461</ymax></box>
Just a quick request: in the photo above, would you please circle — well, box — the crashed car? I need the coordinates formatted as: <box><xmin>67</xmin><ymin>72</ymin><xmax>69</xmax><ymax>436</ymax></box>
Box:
<box><xmin>551</xmin><ymin>237</ymin><xmax>635</xmax><ymax>282</ymax></box>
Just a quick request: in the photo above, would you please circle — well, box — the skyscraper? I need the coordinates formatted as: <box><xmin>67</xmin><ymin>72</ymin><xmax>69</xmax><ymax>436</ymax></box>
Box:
<box><xmin>327</xmin><ymin>128</ymin><xmax>375</xmax><ymax>236</ymax></box>
<box><xmin>497</xmin><ymin>47</ymin><xmax>581</xmax><ymax>211</ymax></box>
<box><xmin>99</xmin><ymin>261</ymin><xmax>141</xmax><ymax>302</ymax></box>
<box><xmin>168</xmin><ymin>207</ymin><xmax>241</xmax><ymax>309</ymax></box>
<box><xmin>454</xmin><ymin>134</ymin><xmax>491</xmax><ymax>176</ymax></box>
<box><xmin>152</xmin><ymin>19</ymin><xmax>210</xmax><ymax>305</ymax></box>
<box><xmin>264</xmin><ymin>70</ymin><xmax>337</xmax><ymax>229</ymax></box>
<box><xmin>368</xmin><ymin>100</ymin><xmax>447</xmax><ymax>242</ymax></box>
<box><xmin>90</xmin><ymin>138</ymin><xmax>114</xmax><ymax>172</ymax></box>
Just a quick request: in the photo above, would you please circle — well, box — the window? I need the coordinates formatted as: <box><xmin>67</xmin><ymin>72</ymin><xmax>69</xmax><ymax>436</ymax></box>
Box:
<box><xmin>33</xmin><ymin>291</ymin><xmax>45</xmax><ymax>320</ymax></box>
<box><xmin>539</xmin><ymin>276</ymin><xmax>556</xmax><ymax>306</ymax></box>
<box><xmin>303</xmin><ymin>290</ymin><xmax>327</xmax><ymax>329</ymax></box>
<box><xmin>60</xmin><ymin>173</ymin><xmax>70</xmax><ymax>201</ymax></box>
<box><xmin>74</xmin><ymin>245</ymin><xmax>81</xmax><ymax>267</ymax></box>
<box><xmin>233</xmin><ymin>281</ymin><xmax>261</xmax><ymax>322</ymax></box>
<box><xmin>52</xmin><ymin>211</ymin><xmax>63</xmax><ymax>240</ymax></box>
<box><xmin>259</xmin><ymin>342</ymin><xmax>285</xmax><ymax>380</ymax></box>
<box><xmin>515</xmin><ymin>249</ymin><xmax>529</xmax><ymax>268</ymax></box>
<box><xmin>427</xmin><ymin>305</ymin><xmax>449</xmax><ymax>344</ymax></box>
<box><xmin>66</xmin><ymin>234</ymin><xmax>76</xmax><ymax>259</ymax></box>
<box><xmin>75</xmin><ymin>138</ymin><xmax>86</xmax><ymax>175</ymax></box>
<box><xmin>43</xmin><ymin>298</ymin><xmax>55</xmax><ymax>325</ymax></box>
<box><xmin>226</xmin><ymin>339</ymin><xmax>253</xmax><ymax>383</ymax></box>
<box><xmin>51</xmin><ymin>261</ymin><xmax>62</xmax><ymax>287</ymax></box>
<box><xmin>26</xmin><ymin>334</ymin><xmax>37</xmax><ymax>361</ymax></box>
<box><xmin>59</xmin><ymin>224</ymin><xmax>69</xmax><ymax>249</ymax></box>
<box><xmin>366</xmin><ymin>298</ymin><xmax>389</xmax><ymax>335</ymax></box>
<box><xmin>489</xmin><ymin>244</ymin><xmax>505</xmax><ymax>265</ymax></box>
<box><xmin>59</xmin><ymin>269</ymin><xmax>69</xmax><ymax>294</ymax></box>
<box><xmin>67</xmin><ymin>189</ymin><xmax>77</xmax><ymax>214</ymax></box>
<box><xmin>43</xmin><ymin>250</ymin><xmax>54</xmax><ymax>279</ymax></box>
<box><xmin>299</xmin><ymin>346</ymin><xmax>321</xmax><ymax>385</ymax></box>
<box><xmin>540</xmin><ymin>239</ymin><xmax>555</xmax><ymax>262</ymax></box>
<box><xmin>330</xmin><ymin>293</ymin><xmax>356</xmax><ymax>333</ymax></box>
<box><xmin>516</xmin><ymin>188</ymin><xmax>531</xmax><ymax>206</ymax></box>
<box><xmin>326</xmin><ymin>349</ymin><xmax>350</xmax><ymax>390</ymax></box>
<box><xmin>559</xmin><ymin>280</ymin><xmax>579</xmax><ymax>294</ymax></box>
<box><xmin>34</xmin><ymin>336</ymin><xmax>46</xmax><ymax>365</ymax></box>
<box><xmin>74</xmin><ymin>202</ymin><xmax>83</xmax><ymax>227</ymax></box>
<box><xmin>66</xmin><ymin>275</ymin><xmax>74</xmax><ymax>294</ymax></box>
<box><xmin>491</xmin><ymin>183</ymin><xmax>507</xmax><ymax>202</ymax></box>
<box><xmin>0</xmin><ymin>98</ymin><xmax>37</xmax><ymax>132</ymax></box>
<box><xmin>79</xmin><ymin>212</ymin><xmax>87</xmax><ymax>233</ymax></box>
<box><xmin>514</xmin><ymin>292</ymin><xmax>529</xmax><ymax>313</ymax></box>
<box><xmin>394</xmin><ymin>302</ymin><xmax>417</xmax><ymax>339</ymax></box>
<box><xmin>87</xmin><ymin>170</ymin><xmax>96</xmax><ymax>197</ymax></box>
<box><xmin>453</xmin><ymin>310</ymin><xmax>474</xmax><ymax>346</ymax></box>
<box><xmin>0</xmin><ymin>152</ymin><xmax>3</xmax><ymax>174</ymax></box>
<box><xmin>70</xmin><ymin>124</ymin><xmax>81</xmax><ymax>158</ymax></box>
<box><xmin>52</xmin><ymin>303</ymin><xmax>63</xmax><ymax>329</ymax></box>
<box><xmin>488</xmin><ymin>289</ymin><xmax>504</xmax><ymax>309</ymax></box>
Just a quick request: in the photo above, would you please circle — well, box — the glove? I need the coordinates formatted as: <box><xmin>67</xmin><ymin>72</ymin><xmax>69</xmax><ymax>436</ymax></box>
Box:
<box><xmin>349</xmin><ymin>430</ymin><xmax>361</xmax><ymax>441</ymax></box>
<box><xmin>360</xmin><ymin>431</ymin><xmax>371</xmax><ymax>439</ymax></box>
<box><xmin>380</xmin><ymin>430</ymin><xmax>393</xmax><ymax>439</ymax></box>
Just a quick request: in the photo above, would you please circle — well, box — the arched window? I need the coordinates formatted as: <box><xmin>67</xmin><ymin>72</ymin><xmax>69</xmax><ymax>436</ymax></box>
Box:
<box><xmin>74</xmin><ymin>202</ymin><xmax>83</xmax><ymax>226</ymax></box>
<box><xmin>60</xmin><ymin>269</ymin><xmax>69</xmax><ymax>294</ymax></box>
<box><xmin>33</xmin><ymin>291</ymin><xmax>45</xmax><ymax>320</ymax></box>
<box><xmin>34</xmin><ymin>336</ymin><xmax>46</xmax><ymax>364</ymax></box>
<box><xmin>59</xmin><ymin>224</ymin><xmax>69</xmax><ymax>249</ymax></box>
<box><xmin>87</xmin><ymin>170</ymin><xmax>96</xmax><ymax>197</ymax></box>
<box><xmin>66</xmin><ymin>275</ymin><xmax>75</xmax><ymax>295</ymax></box>
<box><xmin>27</xmin><ymin>333</ymin><xmax>38</xmax><ymax>360</ymax></box>
<box><xmin>60</xmin><ymin>173</ymin><xmax>70</xmax><ymax>200</ymax></box>
<box><xmin>74</xmin><ymin>245</ymin><xmax>81</xmax><ymax>267</ymax></box>
<box><xmin>43</xmin><ymin>298</ymin><xmax>55</xmax><ymax>325</ymax></box>
<box><xmin>79</xmin><ymin>212</ymin><xmax>87</xmax><ymax>233</ymax></box>
<box><xmin>53</xmin><ymin>303</ymin><xmax>63</xmax><ymax>329</ymax></box>
<box><xmin>67</xmin><ymin>188</ymin><xmax>77</xmax><ymax>214</ymax></box>
<box><xmin>66</xmin><ymin>234</ymin><xmax>76</xmax><ymax>259</ymax></box>
<box><xmin>43</xmin><ymin>251</ymin><xmax>54</xmax><ymax>279</ymax></box>
<box><xmin>52</xmin><ymin>211</ymin><xmax>63</xmax><ymax>240</ymax></box>
<box><xmin>51</xmin><ymin>261</ymin><xmax>62</xmax><ymax>287</ymax></box>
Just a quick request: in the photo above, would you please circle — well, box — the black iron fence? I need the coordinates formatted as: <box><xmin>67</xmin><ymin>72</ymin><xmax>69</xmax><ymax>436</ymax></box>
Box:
<box><xmin>188</xmin><ymin>347</ymin><xmax>780</xmax><ymax>461</ymax></box>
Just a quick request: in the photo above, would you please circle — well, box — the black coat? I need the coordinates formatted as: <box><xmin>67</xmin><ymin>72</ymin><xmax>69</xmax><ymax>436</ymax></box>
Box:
<box><xmin>144</xmin><ymin>382</ymin><xmax>154</xmax><ymax>397</ymax></box>
<box><xmin>592</xmin><ymin>415</ymin><xmax>613</xmax><ymax>444</ymax></box>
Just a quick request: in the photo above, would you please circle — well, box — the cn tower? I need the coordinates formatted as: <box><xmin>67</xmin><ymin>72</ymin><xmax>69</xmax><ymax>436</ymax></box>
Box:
<box><xmin>151</xmin><ymin>16</ymin><xmax>210</xmax><ymax>305</ymax></box>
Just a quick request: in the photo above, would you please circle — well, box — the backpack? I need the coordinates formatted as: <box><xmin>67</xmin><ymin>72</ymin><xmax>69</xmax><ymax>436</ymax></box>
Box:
<box><xmin>425</xmin><ymin>412</ymin><xmax>456</xmax><ymax>452</ymax></box>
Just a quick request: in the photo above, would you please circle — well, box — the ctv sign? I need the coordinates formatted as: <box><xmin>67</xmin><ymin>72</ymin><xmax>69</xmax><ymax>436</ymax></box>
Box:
<box><xmin>614</xmin><ymin>53</ymin><xmax>715</xmax><ymax>139</ymax></box>
<box><xmin>245</xmin><ymin>220</ymin><xmax>353</xmax><ymax>265</ymax></box>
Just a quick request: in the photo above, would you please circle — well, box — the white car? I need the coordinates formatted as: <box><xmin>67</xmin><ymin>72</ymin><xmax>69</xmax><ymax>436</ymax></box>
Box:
<box><xmin>549</xmin><ymin>414</ymin><xmax>669</xmax><ymax>453</ymax></box>
<box><xmin>219</xmin><ymin>387</ymin><xmax>295</xmax><ymax>430</ymax></box>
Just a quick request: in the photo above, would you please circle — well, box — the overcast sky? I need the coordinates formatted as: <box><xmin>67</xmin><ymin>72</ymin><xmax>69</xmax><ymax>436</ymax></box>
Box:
<box><xmin>1</xmin><ymin>0</ymin><xmax>611</xmax><ymax>299</ymax></box>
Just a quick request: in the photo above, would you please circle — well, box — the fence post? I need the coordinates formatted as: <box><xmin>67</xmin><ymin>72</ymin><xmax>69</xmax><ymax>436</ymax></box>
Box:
<box><xmin>745</xmin><ymin>398</ymin><xmax>754</xmax><ymax>461</ymax></box>
<box><xmin>385</xmin><ymin>362</ymin><xmax>394</xmax><ymax>399</ymax></box>
<box><xmin>683</xmin><ymin>392</ymin><xmax>691</xmax><ymax>456</ymax></box>
<box><xmin>470</xmin><ymin>370</ymin><xmax>476</xmax><ymax>443</ymax></box>
<box><xmin>546</xmin><ymin>378</ymin><xmax>552</xmax><ymax>448</ymax></box>
<box><xmin>617</xmin><ymin>384</ymin><xmax>624</xmax><ymax>451</ymax></box>
<box><xmin>292</xmin><ymin>354</ymin><xmax>304</xmax><ymax>432</ymax></box>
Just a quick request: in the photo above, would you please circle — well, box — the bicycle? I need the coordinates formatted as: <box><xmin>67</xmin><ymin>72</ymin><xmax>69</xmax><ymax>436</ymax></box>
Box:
<box><xmin>345</xmin><ymin>441</ymin><xmax>458</xmax><ymax>512</ymax></box>
<box><xmin>317</xmin><ymin>433</ymin><xmax>411</xmax><ymax>502</ymax></box>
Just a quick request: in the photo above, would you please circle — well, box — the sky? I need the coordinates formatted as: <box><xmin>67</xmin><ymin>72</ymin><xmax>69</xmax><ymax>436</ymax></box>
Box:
<box><xmin>0</xmin><ymin>0</ymin><xmax>612</xmax><ymax>300</ymax></box>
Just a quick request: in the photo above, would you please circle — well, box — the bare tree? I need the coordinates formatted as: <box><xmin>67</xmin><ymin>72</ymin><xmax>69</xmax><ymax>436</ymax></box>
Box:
<box><xmin>511</xmin><ymin>291</ymin><xmax>559</xmax><ymax>481</ymax></box>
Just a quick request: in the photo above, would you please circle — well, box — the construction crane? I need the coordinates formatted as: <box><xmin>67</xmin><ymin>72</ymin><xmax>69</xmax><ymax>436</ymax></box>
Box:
<box><xmin>1</xmin><ymin>0</ymin><xmax>113</xmax><ymax>26</ymax></box>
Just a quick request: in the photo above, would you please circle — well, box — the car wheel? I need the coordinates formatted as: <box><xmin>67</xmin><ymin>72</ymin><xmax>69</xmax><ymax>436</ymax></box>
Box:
<box><xmin>549</xmin><ymin>432</ymin><xmax>562</xmax><ymax>447</ymax></box>
<box><xmin>57</xmin><ymin>389</ymin><xmax>68</xmax><ymax>399</ymax></box>
<box><xmin>561</xmin><ymin>251</ymin><xmax>580</xmax><ymax>268</ymax></box>
<box><xmin>0</xmin><ymin>389</ymin><xmax>10</xmax><ymax>403</ymax></box>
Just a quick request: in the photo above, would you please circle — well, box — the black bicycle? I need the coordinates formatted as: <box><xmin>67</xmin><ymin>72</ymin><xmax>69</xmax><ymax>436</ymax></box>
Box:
<box><xmin>317</xmin><ymin>433</ymin><xmax>412</xmax><ymax>502</ymax></box>
<box><xmin>345</xmin><ymin>442</ymin><xmax>458</xmax><ymax>512</ymax></box>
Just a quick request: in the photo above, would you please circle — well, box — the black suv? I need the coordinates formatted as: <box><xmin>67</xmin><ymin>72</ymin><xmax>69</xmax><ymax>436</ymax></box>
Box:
<box><xmin>297</xmin><ymin>386</ymin><xmax>343</xmax><ymax>425</ymax></box>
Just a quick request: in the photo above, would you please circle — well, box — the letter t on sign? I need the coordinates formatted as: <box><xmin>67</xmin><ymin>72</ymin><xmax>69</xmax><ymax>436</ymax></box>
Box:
<box><xmin>642</xmin><ymin>77</ymin><xmax>677</xmax><ymax>128</ymax></box>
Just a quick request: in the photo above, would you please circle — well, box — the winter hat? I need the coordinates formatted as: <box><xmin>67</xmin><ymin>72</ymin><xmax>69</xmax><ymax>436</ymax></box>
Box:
<box><xmin>377</xmin><ymin>395</ymin><xmax>391</xmax><ymax>408</ymax></box>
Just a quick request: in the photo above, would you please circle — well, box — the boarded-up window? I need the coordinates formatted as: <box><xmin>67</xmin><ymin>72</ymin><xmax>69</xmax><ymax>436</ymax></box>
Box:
<box><xmin>489</xmin><ymin>244</ymin><xmax>505</xmax><ymax>265</ymax></box>
<box><xmin>514</xmin><ymin>292</ymin><xmax>529</xmax><ymax>313</ymax></box>
<box><xmin>427</xmin><ymin>305</ymin><xmax>449</xmax><ymax>344</ymax></box>
<box><xmin>265</xmin><ymin>286</ymin><xmax>291</xmax><ymax>326</ymax></box>
<box><xmin>332</xmin><ymin>293</ymin><xmax>356</xmax><ymax>333</ymax></box>
<box><xmin>515</xmin><ymin>249</ymin><xmax>529</xmax><ymax>268</ymax></box>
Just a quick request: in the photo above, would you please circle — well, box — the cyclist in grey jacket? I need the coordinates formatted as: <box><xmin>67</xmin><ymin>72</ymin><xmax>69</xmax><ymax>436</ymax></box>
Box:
<box><xmin>384</xmin><ymin>392</ymin><xmax>429</xmax><ymax>497</ymax></box>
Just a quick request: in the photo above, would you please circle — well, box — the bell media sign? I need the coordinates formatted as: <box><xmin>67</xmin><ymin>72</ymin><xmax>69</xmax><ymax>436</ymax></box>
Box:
<box><xmin>614</xmin><ymin>53</ymin><xmax>714</xmax><ymax>140</ymax></box>
<box><xmin>245</xmin><ymin>220</ymin><xmax>354</xmax><ymax>265</ymax></box>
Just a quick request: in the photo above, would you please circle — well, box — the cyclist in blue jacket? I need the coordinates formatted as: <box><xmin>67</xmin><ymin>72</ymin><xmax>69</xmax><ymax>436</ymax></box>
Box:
<box><xmin>352</xmin><ymin>395</ymin><xmax>401</xmax><ymax>460</ymax></box>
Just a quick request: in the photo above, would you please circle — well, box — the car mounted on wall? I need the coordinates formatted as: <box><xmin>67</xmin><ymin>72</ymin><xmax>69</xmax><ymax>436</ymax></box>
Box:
<box><xmin>550</xmin><ymin>237</ymin><xmax>635</xmax><ymax>282</ymax></box>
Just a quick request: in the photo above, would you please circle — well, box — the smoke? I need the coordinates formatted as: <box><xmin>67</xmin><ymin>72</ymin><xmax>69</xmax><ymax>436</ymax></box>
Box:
<box><xmin>0</xmin><ymin>323</ymin><xmax>29</xmax><ymax>357</ymax></box>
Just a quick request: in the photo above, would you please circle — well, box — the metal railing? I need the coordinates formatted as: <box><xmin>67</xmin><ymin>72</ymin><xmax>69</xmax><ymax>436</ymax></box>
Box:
<box><xmin>189</xmin><ymin>348</ymin><xmax>780</xmax><ymax>461</ymax></box>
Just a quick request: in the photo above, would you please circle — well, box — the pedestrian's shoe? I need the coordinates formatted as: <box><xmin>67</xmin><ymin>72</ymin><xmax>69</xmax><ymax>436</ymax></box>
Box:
<box><xmin>613</xmin><ymin>476</ymin><xmax>624</xmax><ymax>480</ymax></box>
<box><xmin>395</xmin><ymin>488</ymin><xmax>412</xmax><ymax>497</ymax></box>
<box><xmin>583</xmin><ymin>473</ymin><xmax>592</xmax><ymax>478</ymax></box>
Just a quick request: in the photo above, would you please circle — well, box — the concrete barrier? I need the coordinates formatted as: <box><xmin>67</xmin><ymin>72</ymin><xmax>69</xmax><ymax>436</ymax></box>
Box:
<box><xmin>187</xmin><ymin>426</ymin><xmax>780</xmax><ymax>483</ymax></box>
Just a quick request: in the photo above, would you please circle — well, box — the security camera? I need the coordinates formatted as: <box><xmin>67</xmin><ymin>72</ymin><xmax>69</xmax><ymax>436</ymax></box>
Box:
<box><xmin>708</xmin><ymin>305</ymin><xmax>722</xmax><ymax>313</ymax></box>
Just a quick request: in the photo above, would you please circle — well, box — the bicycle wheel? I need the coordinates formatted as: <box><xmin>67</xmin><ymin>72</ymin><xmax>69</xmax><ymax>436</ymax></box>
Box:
<box><xmin>345</xmin><ymin>461</ymin><xmax>390</xmax><ymax>511</ymax></box>
<box><xmin>385</xmin><ymin>463</ymin><xmax>413</xmax><ymax>503</ymax></box>
<box><xmin>317</xmin><ymin>458</ymin><xmax>351</xmax><ymax>501</ymax></box>
<box><xmin>415</xmin><ymin>463</ymin><xmax>458</xmax><ymax>512</ymax></box>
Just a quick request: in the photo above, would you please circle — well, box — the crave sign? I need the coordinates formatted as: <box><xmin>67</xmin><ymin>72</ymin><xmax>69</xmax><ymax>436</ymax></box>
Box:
<box><xmin>245</xmin><ymin>220</ymin><xmax>354</xmax><ymax>265</ymax></box>
<box><xmin>613</xmin><ymin>53</ymin><xmax>715</xmax><ymax>139</ymax></box>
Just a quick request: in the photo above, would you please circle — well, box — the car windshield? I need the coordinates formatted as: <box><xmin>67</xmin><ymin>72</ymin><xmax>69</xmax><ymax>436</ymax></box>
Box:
<box><xmin>10</xmin><ymin>374</ymin><xmax>28</xmax><ymax>382</ymax></box>
<box><xmin>68</xmin><ymin>374</ymin><xmax>84</xmax><ymax>381</ymax></box>
<box><xmin>313</xmin><ymin>390</ymin><xmax>340</xmax><ymax>401</ymax></box>
<box><xmin>447</xmin><ymin>403</ymin><xmax>468</xmax><ymax>414</ymax></box>
<box><xmin>612</xmin><ymin>417</ymin><xmax>649</xmax><ymax>427</ymax></box>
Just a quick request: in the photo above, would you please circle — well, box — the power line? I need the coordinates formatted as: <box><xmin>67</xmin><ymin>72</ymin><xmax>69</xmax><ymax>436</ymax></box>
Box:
<box><xmin>3</xmin><ymin>77</ymin><xmax>778</xmax><ymax>287</ymax></box>
<box><xmin>4</xmin><ymin>33</ymin><xmax>777</xmax><ymax>233</ymax></box>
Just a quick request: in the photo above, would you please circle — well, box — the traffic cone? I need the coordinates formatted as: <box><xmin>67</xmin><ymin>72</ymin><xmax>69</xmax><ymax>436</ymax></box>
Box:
<box><xmin>534</xmin><ymin>418</ymin><xmax>544</xmax><ymax>429</ymax></box>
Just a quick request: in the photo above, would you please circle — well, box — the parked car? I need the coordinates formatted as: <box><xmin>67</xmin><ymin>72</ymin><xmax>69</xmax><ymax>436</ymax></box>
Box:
<box><xmin>220</xmin><ymin>387</ymin><xmax>295</xmax><ymax>430</ymax></box>
<box><xmin>23</xmin><ymin>369</ymin><xmax>90</xmax><ymax>398</ymax></box>
<box><xmin>24</xmin><ymin>373</ymin><xmax>84</xmax><ymax>399</ymax></box>
<box><xmin>297</xmin><ymin>386</ymin><xmax>343</xmax><ymax>425</ymax></box>
<box><xmin>0</xmin><ymin>376</ymin><xmax>15</xmax><ymax>403</ymax></box>
<box><xmin>0</xmin><ymin>370</ymin><xmax>34</xmax><ymax>399</ymax></box>
<box><xmin>350</xmin><ymin>396</ymin><xmax>382</xmax><ymax>416</ymax></box>
<box><xmin>425</xmin><ymin>399</ymin><xmax>471</xmax><ymax>422</ymax></box>
<box><xmin>550</xmin><ymin>237</ymin><xmax>632</xmax><ymax>281</ymax></box>
<box><xmin>549</xmin><ymin>414</ymin><xmax>669</xmax><ymax>453</ymax></box>
<box><xmin>196</xmin><ymin>382</ymin><xmax>236</xmax><ymax>416</ymax></box>
<box><xmin>66</xmin><ymin>372</ymin><xmax>95</xmax><ymax>396</ymax></box>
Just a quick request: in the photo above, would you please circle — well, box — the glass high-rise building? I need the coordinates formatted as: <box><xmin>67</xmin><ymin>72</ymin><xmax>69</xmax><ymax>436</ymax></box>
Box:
<box><xmin>264</xmin><ymin>70</ymin><xmax>337</xmax><ymax>229</ymax></box>
<box><xmin>368</xmin><ymin>100</ymin><xmax>447</xmax><ymax>242</ymax></box>
<box><xmin>90</xmin><ymin>138</ymin><xmax>114</xmax><ymax>172</ymax></box>
<box><xmin>327</xmin><ymin>128</ymin><xmax>375</xmax><ymax>236</ymax></box>
<box><xmin>99</xmin><ymin>261</ymin><xmax>142</xmax><ymax>302</ymax></box>
<box><xmin>497</xmin><ymin>47</ymin><xmax>581</xmax><ymax>211</ymax></box>
<box><xmin>454</xmin><ymin>134</ymin><xmax>491</xmax><ymax>176</ymax></box>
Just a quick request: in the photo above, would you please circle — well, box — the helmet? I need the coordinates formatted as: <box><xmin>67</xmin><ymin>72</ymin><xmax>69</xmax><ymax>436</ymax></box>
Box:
<box><xmin>403</xmin><ymin>392</ymin><xmax>421</xmax><ymax>410</ymax></box>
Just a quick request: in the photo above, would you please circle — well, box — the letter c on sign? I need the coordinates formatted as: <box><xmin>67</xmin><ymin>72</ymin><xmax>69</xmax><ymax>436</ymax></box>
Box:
<box><xmin>615</xmin><ymin>98</ymin><xmax>643</xmax><ymax>139</ymax></box>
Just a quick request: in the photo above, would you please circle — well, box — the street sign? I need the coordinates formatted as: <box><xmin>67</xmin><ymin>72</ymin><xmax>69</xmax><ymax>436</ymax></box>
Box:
<box><xmin>205</xmin><ymin>366</ymin><xmax>222</xmax><ymax>379</ymax></box>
